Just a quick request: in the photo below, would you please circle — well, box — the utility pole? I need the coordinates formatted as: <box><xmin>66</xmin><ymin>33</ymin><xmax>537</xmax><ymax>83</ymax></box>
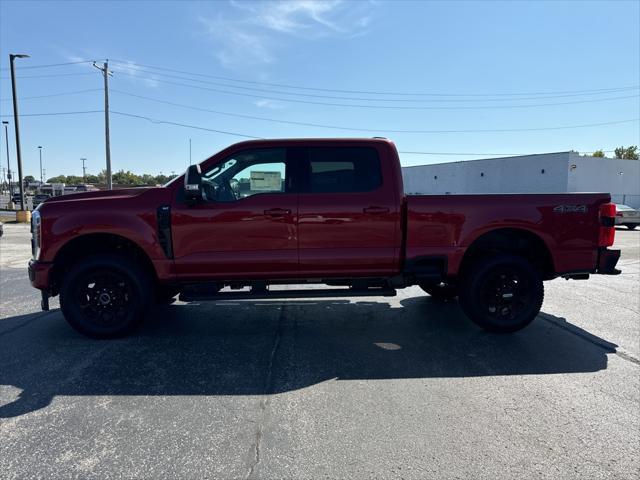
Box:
<box><xmin>94</xmin><ymin>60</ymin><xmax>112</xmax><ymax>189</ymax></box>
<box><xmin>9</xmin><ymin>53</ymin><xmax>30</xmax><ymax>211</ymax></box>
<box><xmin>81</xmin><ymin>157</ymin><xmax>87</xmax><ymax>182</ymax></box>
<box><xmin>38</xmin><ymin>146</ymin><xmax>43</xmax><ymax>184</ymax></box>
<box><xmin>2</xmin><ymin>121</ymin><xmax>10</xmax><ymax>196</ymax></box>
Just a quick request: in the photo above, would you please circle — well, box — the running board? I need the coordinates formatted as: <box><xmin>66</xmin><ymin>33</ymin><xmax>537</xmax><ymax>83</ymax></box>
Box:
<box><xmin>179</xmin><ymin>287</ymin><xmax>397</xmax><ymax>302</ymax></box>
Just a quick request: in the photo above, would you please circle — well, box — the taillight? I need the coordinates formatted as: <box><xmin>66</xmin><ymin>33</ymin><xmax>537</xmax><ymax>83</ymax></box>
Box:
<box><xmin>598</xmin><ymin>203</ymin><xmax>616</xmax><ymax>247</ymax></box>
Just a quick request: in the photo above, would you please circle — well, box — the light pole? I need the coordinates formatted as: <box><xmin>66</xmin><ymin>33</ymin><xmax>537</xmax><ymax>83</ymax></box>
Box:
<box><xmin>81</xmin><ymin>158</ymin><xmax>87</xmax><ymax>182</ymax></box>
<box><xmin>9</xmin><ymin>53</ymin><xmax>30</xmax><ymax>211</ymax></box>
<box><xmin>38</xmin><ymin>146</ymin><xmax>43</xmax><ymax>185</ymax></box>
<box><xmin>2</xmin><ymin>121</ymin><xmax>11</xmax><ymax>197</ymax></box>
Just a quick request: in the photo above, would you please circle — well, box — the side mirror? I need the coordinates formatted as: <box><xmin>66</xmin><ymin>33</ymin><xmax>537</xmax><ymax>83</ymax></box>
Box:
<box><xmin>184</xmin><ymin>164</ymin><xmax>202</xmax><ymax>205</ymax></box>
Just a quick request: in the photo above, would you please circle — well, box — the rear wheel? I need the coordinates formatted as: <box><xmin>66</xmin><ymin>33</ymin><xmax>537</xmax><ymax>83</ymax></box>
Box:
<box><xmin>420</xmin><ymin>283</ymin><xmax>458</xmax><ymax>301</ymax></box>
<box><xmin>459</xmin><ymin>254</ymin><xmax>543</xmax><ymax>333</ymax></box>
<box><xmin>60</xmin><ymin>254</ymin><xmax>152</xmax><ymax>338</ymax></box>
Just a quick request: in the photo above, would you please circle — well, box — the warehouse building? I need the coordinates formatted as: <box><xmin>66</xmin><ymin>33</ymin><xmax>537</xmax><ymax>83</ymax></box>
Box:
<box><xmin>401</xmin><ymin>151</ymin><xmax>640</xmax><ymax>208</ymax></box>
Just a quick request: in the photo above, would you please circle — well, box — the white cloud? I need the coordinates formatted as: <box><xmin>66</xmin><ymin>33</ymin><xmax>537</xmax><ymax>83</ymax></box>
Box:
<box><xmin>255</xmin><ymin>98</ymin><xmax>287</xmax><ymax>109</ymax></box>
<box><xmin>198</xmin><ymin>0</ymin><xmax>374</xmax><ymax>70</ymax></box>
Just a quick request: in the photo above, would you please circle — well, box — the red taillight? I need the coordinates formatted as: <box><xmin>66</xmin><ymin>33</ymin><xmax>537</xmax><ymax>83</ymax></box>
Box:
<box><xmin>598</xmin><ymin>203</ymin><xmax>616</xmax><ymax>247</ymax></box>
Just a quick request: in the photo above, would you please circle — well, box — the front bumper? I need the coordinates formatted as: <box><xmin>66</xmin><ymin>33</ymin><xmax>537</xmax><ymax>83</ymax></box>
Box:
<box><xmin>596</xmin><ymin>248</ymin><xmax>621</xmax><ymax>275</ymax></box>
<box><xmin>28</xmin><ymin>259</ymin><xmax>53</xmax><ymax>290</ymax></box>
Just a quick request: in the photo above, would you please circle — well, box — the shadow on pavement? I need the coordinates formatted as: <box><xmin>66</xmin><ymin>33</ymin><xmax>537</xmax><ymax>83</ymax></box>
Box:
<box><xmin>0</xmin><ymin>296</ymin><xmax>617</xmax><ymax>418</ymax></box>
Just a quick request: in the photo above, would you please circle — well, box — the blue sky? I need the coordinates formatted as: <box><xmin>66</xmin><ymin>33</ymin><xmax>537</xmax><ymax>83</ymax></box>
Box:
<box><xmin>0</xmin><ymin>0</ymin><xmax>638</xmax><ymax>179</ymax></box>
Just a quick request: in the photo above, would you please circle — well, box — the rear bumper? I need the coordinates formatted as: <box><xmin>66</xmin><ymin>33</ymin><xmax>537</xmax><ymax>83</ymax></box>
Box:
<box><xmin>28</xmin><ymin>259</ymin><xmax>53</xmax><ymax>290</ymax></box>
<box><xmin>596</xmin><ymin>248</ymin><xmax>621</xmax><ymax>275</ymax></box>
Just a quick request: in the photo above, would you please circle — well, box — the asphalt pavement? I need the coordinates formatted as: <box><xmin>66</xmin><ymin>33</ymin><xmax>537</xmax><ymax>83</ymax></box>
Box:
<box><xmin>1</xmin><ymin>224</ymin><xmax>638</xmax><ymax>479</ymax></box>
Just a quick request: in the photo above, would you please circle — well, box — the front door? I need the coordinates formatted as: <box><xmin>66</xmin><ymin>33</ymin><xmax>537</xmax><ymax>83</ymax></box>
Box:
<box><xmin>172</xmin><ymin>147</ymin><xmax>298</xmax><ymax>280</ymax></box>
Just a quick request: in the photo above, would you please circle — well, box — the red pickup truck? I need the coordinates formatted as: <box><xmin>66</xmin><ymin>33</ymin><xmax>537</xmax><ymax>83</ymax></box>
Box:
<box><xmin>28</xmin><ymin>138</ymin><xmax>620</xmax><ymax>338</ymax></box>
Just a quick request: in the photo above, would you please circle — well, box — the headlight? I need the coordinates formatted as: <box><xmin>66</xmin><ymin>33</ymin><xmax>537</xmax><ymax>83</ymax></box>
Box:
<box><xmin>31</xmin><ymin>210</ymin><xmax>41</xmax><ymax>260</ymax></box>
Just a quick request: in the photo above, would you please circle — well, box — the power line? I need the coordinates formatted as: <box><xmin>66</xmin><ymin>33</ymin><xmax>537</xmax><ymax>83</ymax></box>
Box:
<box><xmin>109</xmin><ymin>69</ymin><xmax>640</xmax><ymax>110</ymax></box>
<box><xmin>0</xmin><ymin>72</ymin><xmax>96</xmax><ymax>80</ymax></box>
<box><xmin>110</xmin><ymin>111</ymin><xmax>261</xmax><ymax>139</ymax></box>
<box><xmin>0</xmin><ymin>110</ymin><xmax>103</xmax><ymax>117</ymax></box>
<box><xmin>110</xmin><ymin>89</ymin><xmax>640</xmax><ymax>134</ymax></box>
<box><xmin>109</xmin><ymin>59</ymin><xmax>640</xmax><ymax>98</ymax></box>
<box><xmin>0</xmin><ymin>108</ymin><xmax>631</xmax><ymax>156</ymax></box>
<box><xmin>0</xmin><ymin>88</ymin><xmax>102</xmax><ymax>102</ymax></box>
<box><xmin>107</xmin><ymin>64</ymin><xmax>638</xmax><ymax>103</ymax></box>
<box><xmin>0</xmin><ymin>59</ymin><xmax>98</xmax><ymax>71</ymax></box>
<box><xmin>2</xmin><ymin>104</ymin><xmax>638</xmax><ymax>135</ymax></box>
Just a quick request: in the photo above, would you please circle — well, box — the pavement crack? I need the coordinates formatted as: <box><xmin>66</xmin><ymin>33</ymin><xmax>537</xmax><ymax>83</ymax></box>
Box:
<box><xmin>246</xmin><ymin>305</ymin><xmax>285</xmax><ymax>480</ymax></box>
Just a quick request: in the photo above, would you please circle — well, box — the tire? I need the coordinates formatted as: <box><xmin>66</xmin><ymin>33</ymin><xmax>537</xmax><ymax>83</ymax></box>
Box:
<box><xmin>420</xmin><ymin>283</ymin><xmax>458</xmax><ymax>301</ymax></box>
<box><xmin>60</xmin><ymin>254</ymin><xmax>153</xmax><ymax>338</ymax></box>
<box><xmin>626</xmin><ymin>224</ymin><xmax>637</xmax><ymax>230</ymax></box>
<box><xmin>458</xmin><ymin>254</ymin><xmax>543</xmax><ymax>333</ymax></box>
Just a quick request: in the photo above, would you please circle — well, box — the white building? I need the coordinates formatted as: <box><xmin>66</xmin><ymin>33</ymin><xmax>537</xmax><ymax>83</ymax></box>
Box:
<box><xmin>402</xmin><ymin>151</ymin><xmax>640</xmax><ymax>208</ymax></box>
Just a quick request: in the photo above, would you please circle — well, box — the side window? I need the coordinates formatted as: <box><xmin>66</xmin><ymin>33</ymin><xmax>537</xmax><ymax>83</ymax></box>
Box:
<box><xmin>201</xmin><ymin>148</ymin><xmax>287</xmax><ymax>202</ymax></box>
<box><xmin>307</xmin><ymin>147</ymin><xmax>382</xmax><ymax>193</ymax></box>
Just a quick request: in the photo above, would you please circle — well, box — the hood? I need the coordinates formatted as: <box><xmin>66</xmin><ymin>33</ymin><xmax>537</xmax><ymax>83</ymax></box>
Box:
<box><xmin>41</xmin><ymin>187</ymin><xmax>155</xmax><ymax>204</ymax></box>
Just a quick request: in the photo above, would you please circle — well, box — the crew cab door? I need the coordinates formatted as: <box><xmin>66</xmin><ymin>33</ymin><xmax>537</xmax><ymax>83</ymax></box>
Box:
<box><xmin>171</xmin><ymin>147</ymin><xmax>299</xmax><ymax>279</ymax></box>
<box><xmin>297</xmin><ymin>145</ymin><xmax>401</xmax><ymax>276</ymax></box>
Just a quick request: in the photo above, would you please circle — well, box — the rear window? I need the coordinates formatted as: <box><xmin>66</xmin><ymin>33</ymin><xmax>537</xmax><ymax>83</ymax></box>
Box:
<box><xmin>307</xmin><ymin>147</ymin><xmax>382</xmax><ymax>193</ymax></box>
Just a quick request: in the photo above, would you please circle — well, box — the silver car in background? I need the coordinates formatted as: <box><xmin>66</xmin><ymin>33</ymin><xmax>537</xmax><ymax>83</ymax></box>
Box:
<box><xmin>615</xmin><ymin>204</ymin><xmax>640</xmax><ymax>230</ymax></box>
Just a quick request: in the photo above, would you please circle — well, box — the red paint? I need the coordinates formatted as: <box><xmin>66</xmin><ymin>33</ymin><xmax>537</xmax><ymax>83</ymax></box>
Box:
<box><xmin>29</xmin><ymin>138</ymin><xmax>618</xmax><ymax>292</ymax></box>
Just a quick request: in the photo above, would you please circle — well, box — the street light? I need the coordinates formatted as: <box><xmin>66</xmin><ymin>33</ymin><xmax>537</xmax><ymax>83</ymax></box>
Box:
<box><xmin>2</xmin><ymin>121</ymin><xmax>10</xmax><ymax>196</ymax></box>
<box><xmin>9</xmin><ymin>53</ymin><xmax>30</xmax><ymax>212</ymax></box>
<box><xmin>38</xmin><ymin>146</ymin><xmax>43</xmax><ymax>185</ymax></box>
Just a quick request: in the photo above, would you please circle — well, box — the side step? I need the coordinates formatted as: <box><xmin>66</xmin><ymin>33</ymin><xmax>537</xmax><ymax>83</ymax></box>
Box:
<box><xmin>179</xmin><ymin>287</ymin><xmax>397</xmax><ymax>302</ymax></box>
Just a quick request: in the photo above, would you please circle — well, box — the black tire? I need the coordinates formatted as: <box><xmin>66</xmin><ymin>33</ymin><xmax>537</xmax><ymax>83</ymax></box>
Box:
<box><xmin>60</xmin><ymin>254</ymin><xmax>153</xmax><ymax>338</ymax></box>
<box><xmin>420</xmin><ymin>283</ymin><xmax>458</xmax><ymax>301</ymax></box>
<box><xmin>626</xmin><ymin>224</ymin><xmax>637</xmax><ymax>230</ymax></box>
<box><xmin>458</xmin><ymin>254</ymin><xmax>543</xmax><ymax>333</ymax></box>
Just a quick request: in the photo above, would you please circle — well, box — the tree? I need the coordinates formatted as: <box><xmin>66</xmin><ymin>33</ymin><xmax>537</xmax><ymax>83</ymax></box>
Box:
<box><xmin>592</xmin><ymin>150</ymin><xmax>605</xmax><ymax>158</ymax></box>
<box><xmin>614</xmin><ymin>146</ymin><xmax>639</xmax><ymax>160</ymax></box>
<box><xmin>24</xmin><ymin>175</ymin><xmax>36</xmax><ymax>183</ymax></box>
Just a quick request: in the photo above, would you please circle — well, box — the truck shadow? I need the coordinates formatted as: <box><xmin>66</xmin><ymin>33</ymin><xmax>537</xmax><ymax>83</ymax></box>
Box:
<box><xmin>0</xmin><ymin>296</ymin><xmax>617</xmax><ymax>418</ymax></box>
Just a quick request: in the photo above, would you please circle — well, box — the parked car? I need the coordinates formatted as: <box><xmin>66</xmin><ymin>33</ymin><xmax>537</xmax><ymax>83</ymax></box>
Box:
<box><xmin>28</xmin><ymin>138</ymin><xmax>621</xmax><ymax>338</ymax></box>
<box><xmin>614</xmin><ymin>203</ymin><xmax>640</xmax><ymax>230</ymax></box>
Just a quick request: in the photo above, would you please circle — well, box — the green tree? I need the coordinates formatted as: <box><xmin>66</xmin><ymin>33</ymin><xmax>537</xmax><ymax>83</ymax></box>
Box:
<box><xmin>592</xmin><ymin>150</ymin><xmax>605</xmax><ymax>158</ymax></box>
<box><xmin>614</xmin><ymin>146</ymin><xmax>639</xmax><ymax>160</ymax></box>
<box><xmin>24</xmin><ymin>175</ymin><xmax>36</xmax><ymax>183</ymax></box>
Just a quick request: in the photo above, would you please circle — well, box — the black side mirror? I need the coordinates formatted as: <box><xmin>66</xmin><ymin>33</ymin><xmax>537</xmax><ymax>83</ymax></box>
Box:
<box><xmin>184</xmin><ymin>164</ymin><xmax>202</xmax><ymax>205</ymax></box>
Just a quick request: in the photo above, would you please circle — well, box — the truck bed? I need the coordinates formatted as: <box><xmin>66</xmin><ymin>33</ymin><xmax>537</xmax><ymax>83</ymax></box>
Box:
<box><xmin>405</xmin><ymin>192</ymin><xmax>612</xmax><ymax>276</ymax></box>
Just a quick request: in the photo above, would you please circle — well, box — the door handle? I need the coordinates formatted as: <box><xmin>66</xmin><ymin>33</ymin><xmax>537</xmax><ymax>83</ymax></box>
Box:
<box><xmin>264</xmin><ymin>208</ymin><xmax>291</xmax><ymax>217</ymax></box>
<box><xmin>363</xmin><ymin>206</ymin><xmax>390</xmax><ymax>215</ymax></box>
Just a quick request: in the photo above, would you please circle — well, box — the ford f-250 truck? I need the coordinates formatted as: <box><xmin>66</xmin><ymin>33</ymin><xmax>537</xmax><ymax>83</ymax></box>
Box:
<box><xmin>28</xmin><ymin>138</ymin><xmax>621</xmax><ymax>338</ymax></box>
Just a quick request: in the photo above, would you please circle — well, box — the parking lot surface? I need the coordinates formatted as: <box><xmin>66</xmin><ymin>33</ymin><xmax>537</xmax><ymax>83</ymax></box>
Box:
<box><xmin>1</xmin><ymin>224</ymin><xmax>638</xmax><ymax>479</ymax></box>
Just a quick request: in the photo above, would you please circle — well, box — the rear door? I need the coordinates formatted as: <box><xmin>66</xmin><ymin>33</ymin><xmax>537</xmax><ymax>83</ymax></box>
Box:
<box><xmin>297</xmin><ymin>145</ymin><xmax>401</xmax><ymax>277</ymax></box>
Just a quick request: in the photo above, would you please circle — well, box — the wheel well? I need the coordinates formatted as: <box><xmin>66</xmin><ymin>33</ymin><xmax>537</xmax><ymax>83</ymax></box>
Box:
<box><xmin>460</xmin><ymin>228</ymin><xmax>555</xmax><ymax>280</ymax></box>
<box><xmin>50</xmin><ymin>233</ymin><xmax>158</xmax><ymax>294</ymax></box>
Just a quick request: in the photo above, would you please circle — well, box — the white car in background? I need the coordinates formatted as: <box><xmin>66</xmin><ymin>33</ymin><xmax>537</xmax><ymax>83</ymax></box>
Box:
<box><xmin>615</xmin><ymin>204</ymin><xmax>640</xmax><ymax>230</ymax></box>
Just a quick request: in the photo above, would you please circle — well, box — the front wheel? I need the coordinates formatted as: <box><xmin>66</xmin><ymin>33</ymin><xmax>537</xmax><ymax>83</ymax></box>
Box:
<box><xmin>60</xmin><ymin>254</ymin><xmax>152</xmax><ymax>338</ymax></box>
<box><xmin>625</xmin><ymin>224</ymin><xmax>637</xmax><ymax>230</ymax></box>
<box><xmin>458</xmin><ymin>254</ymin><xmax>543</xmax><ymax>333</ymax></box>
